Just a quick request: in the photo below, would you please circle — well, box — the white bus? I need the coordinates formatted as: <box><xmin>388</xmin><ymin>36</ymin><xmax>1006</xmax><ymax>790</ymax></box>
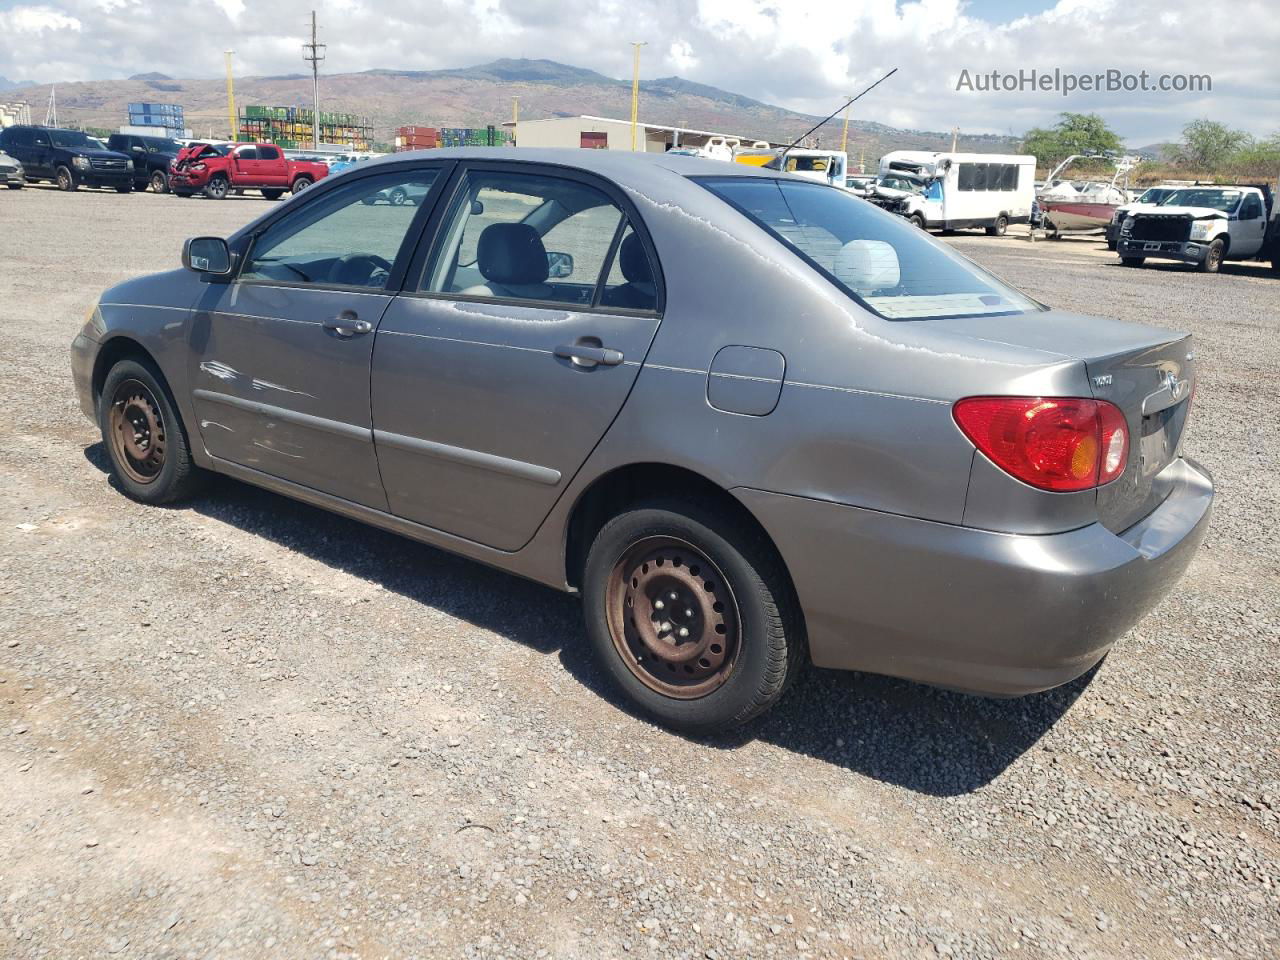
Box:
<box><xmin>878</xmin><ymin>151</ymin><xmax>1036</xmax><ymax>234</ymax></box>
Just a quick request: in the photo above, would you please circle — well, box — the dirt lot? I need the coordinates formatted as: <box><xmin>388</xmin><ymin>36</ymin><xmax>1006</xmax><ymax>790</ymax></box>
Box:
<box><xmin>1</xmin><ymin>183</ymin><xmax>1277</xmax><ymax>960</ymax></box>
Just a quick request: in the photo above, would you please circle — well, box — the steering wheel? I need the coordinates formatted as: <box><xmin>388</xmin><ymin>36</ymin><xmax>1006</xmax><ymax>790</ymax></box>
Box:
<box><xmin>329</xmin><ymin>253</ymin><xmax>393</xmax><ymax>287</ymax></box>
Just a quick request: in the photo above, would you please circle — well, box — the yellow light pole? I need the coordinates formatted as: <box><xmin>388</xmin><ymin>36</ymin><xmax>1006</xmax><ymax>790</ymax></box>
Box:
<box><xmin>840</xmin><ymin>95</ymin><xmax>853</xmax><ymax>153</ymax></box>
<box><xmin>224</xmin><ymin>50</ymin><xmax>237</xmax><ymax>142</ymax></box>
<box><xmin>512</xmin><ymin>97</ymin><xmax>519</xmax><ymax>146</ymax></box>
<box><xmin>630</xmin><ymin>41</ymin><xmax>646</xmax><ymax>151</ymax></box>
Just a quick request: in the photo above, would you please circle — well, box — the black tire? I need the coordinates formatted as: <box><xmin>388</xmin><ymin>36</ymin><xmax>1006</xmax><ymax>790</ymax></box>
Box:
<box><xmin>582</xmin><ymin>499</ymin><xmax>803</xmax><ymax>734</ymax></box>
<box><xmin>173</xmin><ymin>190</ymin><xmax>194</xmax><ymax>198</ymax></box>
<box><xmin>261</xmin><ymin>189</ymin><xmax>285</xmax><ymax>201</ymax></box>
<box><xmin>1106</xmin><ymin>240</ymin><xmax>1117</xmax><ymax>251</ymax></box>
<box><xmin>99</xmin><ymin>358</ymin><xmax>204</xmax><ymax>505</ymax></box>
<box><xmin>204</xmin><ymin>175</ymin><xmax>229</xmax><ymax>200</ymax></box>
<box><xmin>389</xmin><ymin>186</ymin><xmax>409</xmax><ymax>206</ymax></box>
<box><xmin>909</xmin><ymin>213</ymin><xmax>926</xmax><ymax>230</ymax></box>
<box><xmin>150</xmin><ymin>170</ymin><xmax>169</xmax><ymax>194</ymax></box>
<box><xmin>1120</xmin><ymin>256</ymin><xmax>1145</xmax><ymax>267</ymax></box>
<box><xmin>291</xmin><ymin>176</ymin><xmax>313</xmax><ymax>194</ymax></box>
<box><xmin>1271</xmin><ymin>254</ymin><xmax>1279</xmax><ymax>275</ymax></box>
<box><xmin>115</xmin><ymin>183</ymin><xmax>132</xmax><ymax>193</ymax></box>
<box><xmin>985</xmin><ymin>214</ymin><xmax>1008</xmax><ymax>236</ymax></box>
<box><xmin>56</xmin><ymin>166</ymin><xmax>77</xmax><ymax>191</ymax></box>
<box><xmin>1198</xmin><ymin>238</ymin><xmax>1224</xmax><ymax>273</ymax></box>
<box><xmin>1044</xmin><ymin>220</ymin><xmax>1060</xmax><ymax>240</ymax></box>
<box><xmin>5</xmin><ymin>182</ymin><xmax>21</xmax><ymax>190</ymax></box>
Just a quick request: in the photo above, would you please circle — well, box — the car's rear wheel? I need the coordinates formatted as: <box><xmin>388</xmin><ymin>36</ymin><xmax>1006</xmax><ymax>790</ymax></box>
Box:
<box><xmin>56</xmin><ymin>166</ymin><xmax>77</xmax><ymax>191</ymax></box>
<box><xmin>583</xmin><ymin>500</ymin><xmax>802</xmax><ymax>734</ymax></box>
<box><xmin>389</xmin><ymin>187</ymin><xmax>409</xmax><ymax>206</ymax></box>
<box><xmin>204</xmin><ymin>175</ymin><xmax>229</xmax><ymax>200</ymax></box>
<box><xmin>99</xmin><ymin>358</ymin><xmax>203</xmax><ymax>504</ymax></box>
<box><xmin>986</xmin><ymin>214</ymin><xmax>1008</xmax><ymax>236</ymax></box>
<box><xmin>292</xmin><ymin>176</ymin><xmax>313</xmax><ymax>194</ymax></box>
<box><xmin>150</xmin><ymin>170</ymin><xmax>169</xmax><ymax>193</ymax></box>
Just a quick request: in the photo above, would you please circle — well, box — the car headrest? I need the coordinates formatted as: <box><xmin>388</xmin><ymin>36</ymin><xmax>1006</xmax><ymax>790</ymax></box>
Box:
<box><xmin>833</xmin><ymin>239</ymin><xmax>900</xmax><ymax>292</ymax></box>
<box><xmin>618</xmin><ymin>232</ymin><xmax>652</xmax><ymax>284</ymax></box>
<box><xmin>477</xmin><ymin>223</ymin><xmax>548</xmax><ymax>286</ymax></box>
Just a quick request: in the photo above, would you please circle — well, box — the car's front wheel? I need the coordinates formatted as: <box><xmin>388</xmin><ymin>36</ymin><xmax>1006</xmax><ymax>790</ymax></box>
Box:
<box><xmin>582</xmin><ymin>500</ymin><xmax>803</xmax><ymax>734</ymax></box>
<box><xmin>150</xmin><ymin>170</ymin><xmax>169</xmax><ymax>193</ymax></box>
<box><xmin>204</xmin><ymin>175</ymin><xmax>229</xmax><ymax>200</ymax></box>
<box><xmin>56</xmin><ymin>166</ymin><xmax>77</xmax><ymax>191</ymax></box>
<box><xmin>1198</xmin><ymin>238</ymin><xmax>1224</xmax><ymax>273</ymax></box>
<box><xmin>99</xmin><ymin>358</ymin><xmax>204</xmax><ymax>504</ymax></box>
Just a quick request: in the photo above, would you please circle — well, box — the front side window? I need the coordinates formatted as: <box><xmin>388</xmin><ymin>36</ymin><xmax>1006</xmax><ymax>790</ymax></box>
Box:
<box><xmin>700</xmin><ymin>177</ymin><xmax>1040</xmax><ymax>320</ymax></box>
<box><xmin>235</xmin><ymin>146</ymin><xmax>258</xmax><ymax>161</ymax></box>
<box><xmin>1239</xmin><ymin>195</ymin><xmax>1263</xmax><ymax>219</ymax></box>
<box><xmin>241</xmin><ymin>169</ymin><xmax>439</xmax><ymax>289</ymax></box>
<box><xmin>424</xmin><ymin>170</ymin><xmax>629</xmax><ymax>308</ymax></box>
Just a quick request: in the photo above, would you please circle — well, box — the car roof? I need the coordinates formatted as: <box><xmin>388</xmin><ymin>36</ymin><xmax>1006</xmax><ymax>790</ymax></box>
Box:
<box><xmin>358</xmin><ymin>146</ymin><xmax>795</xmax><ymax>185</ymax></box>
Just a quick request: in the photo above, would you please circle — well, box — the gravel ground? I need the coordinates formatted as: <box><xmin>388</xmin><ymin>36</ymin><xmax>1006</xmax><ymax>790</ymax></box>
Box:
<box><xmin>1</xmin><ymin>184</ymin><xmax>1277</xmax><ymax>960</ymax></box>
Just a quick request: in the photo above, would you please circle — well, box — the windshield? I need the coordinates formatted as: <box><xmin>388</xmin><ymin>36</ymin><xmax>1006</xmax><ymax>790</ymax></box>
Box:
<box><xmin>700</xmin><ymin>177</ymin><xmax>1039</xmax><ymax>320</ymax></box>
<box><xmin>1137</xmin><ymin>188</ymin><xmax>1172</xmax><ymax>204</ymax></box>
<box><xmin>50</xmin><ymin>130</ymin><xmax>96</xmax><ymax>149</ymax></box>
<box><xmin>879</xmin><ymin>176</ymin><xmax>922</xmax><ymax>193</ymax></box>
<box><xmin>1159</xmin><ymin>188</ymin><xmax>1241</xmax><ymax>212</ymax></box>
<box><xmin>787</xmin><ymin>156</ymin><xmax>830</xmax><ymax>172</ymax></box>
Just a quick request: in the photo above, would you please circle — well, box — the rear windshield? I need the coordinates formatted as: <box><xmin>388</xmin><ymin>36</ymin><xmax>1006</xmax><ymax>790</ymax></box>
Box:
<box><xmin>699</xmin><ymin>177</ymin><xmax>1039</xmax><ymax>320</ymax></box>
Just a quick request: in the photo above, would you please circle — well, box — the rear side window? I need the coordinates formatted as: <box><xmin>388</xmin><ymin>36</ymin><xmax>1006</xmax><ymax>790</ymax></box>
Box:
<box><xmin>700</xmin><ymin>177</ymin><xmax>1039</xmax><ymax>320</ymax></box>
<box><xmin>423</xmin><ymin>170</ymin><xmax>638</xmax><ymax>309</ymax></box>
<box><xmin>259</xmin><ymin>146</ymin><xmax>281</xmax><ymax>160</ymax></box>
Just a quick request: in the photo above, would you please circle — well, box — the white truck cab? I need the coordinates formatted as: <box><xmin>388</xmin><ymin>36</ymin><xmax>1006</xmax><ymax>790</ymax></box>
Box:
<box><xmin>777</xmin><ymin>149</ymin><xmax>848</xmax><ymax>188</ymax></box>
<box><xmin>1117</xmin><ymin>184</ymin><xmax>1279</xmax><ymax>274</ymax></box>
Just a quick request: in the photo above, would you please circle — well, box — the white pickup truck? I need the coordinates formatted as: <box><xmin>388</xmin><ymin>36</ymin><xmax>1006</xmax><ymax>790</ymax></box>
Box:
<box><xmin>1116</xmin><ymin>184</ymin><xmax>1279</xmax><ymax>274</ymax></box>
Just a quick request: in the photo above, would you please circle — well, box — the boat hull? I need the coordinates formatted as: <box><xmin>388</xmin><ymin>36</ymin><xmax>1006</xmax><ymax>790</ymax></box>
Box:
<box><xmin>1041</xmin><ymin>200</ymin><xmax>1120</xmax><ymax>231</ymax></box>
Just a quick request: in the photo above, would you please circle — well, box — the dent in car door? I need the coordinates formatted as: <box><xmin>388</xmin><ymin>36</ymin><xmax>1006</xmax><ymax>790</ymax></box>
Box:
<box><xmin>188</xmin><ymin>165</ymin><xmax>447</xmax><ymax>509</ymax></box>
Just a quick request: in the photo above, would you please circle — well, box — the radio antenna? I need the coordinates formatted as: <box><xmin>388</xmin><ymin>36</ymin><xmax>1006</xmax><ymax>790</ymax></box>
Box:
<box><xmin>773</xmin><ymin>67</ymin><xmax>898</xmax><ymax>169</ymax></box>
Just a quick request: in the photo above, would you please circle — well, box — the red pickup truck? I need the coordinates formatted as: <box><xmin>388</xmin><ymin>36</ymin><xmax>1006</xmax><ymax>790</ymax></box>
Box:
<box><xmin>169</xmin><ymin>142</ymin><xmax>328</xmax><ymax>200</ymax></box>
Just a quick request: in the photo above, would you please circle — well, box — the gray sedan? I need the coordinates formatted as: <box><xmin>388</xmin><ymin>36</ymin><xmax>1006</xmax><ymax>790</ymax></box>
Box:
<box><xmin>71</xmin><ymin>148</ymin><xmax>1213</xmax><ymax>733</ymax></box>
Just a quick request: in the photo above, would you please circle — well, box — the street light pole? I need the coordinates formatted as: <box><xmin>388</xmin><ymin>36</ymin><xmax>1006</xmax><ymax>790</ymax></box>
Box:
<box><xmin>223</xmin><ymin>50</ymin><xmax>236</xmax><ymax>142</ymax></box>
<box><xmin>630</xmin><ymin>41</ymin><xmax>646</xmax><ymax>151</ymax></box>
<box><xmin>302</xmin><ymin>10</ymin><xmax>326</xmax><ymax>151</ymax></box>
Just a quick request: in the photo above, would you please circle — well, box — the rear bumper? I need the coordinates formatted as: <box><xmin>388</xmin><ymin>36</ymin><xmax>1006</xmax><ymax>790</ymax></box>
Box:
<box><xmin>734</xmin><ymin>457</ymin><xmax>1214</xmax><ymax>696</ymax></box>
<box><xmin>1118</xmin><ymin>237</ymin><xmax>1205</xmax><ymax>264</ymax></box>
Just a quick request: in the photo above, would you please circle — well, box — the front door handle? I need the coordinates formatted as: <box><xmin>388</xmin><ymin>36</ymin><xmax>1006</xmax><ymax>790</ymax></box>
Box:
<box><xmin>323</xmin><ymin>312</ymin><xmax>373</xmax><ymax>338</ymax></box>
<box><xmin>554</xmin><ymin>342</ymin><xmax>624</xmax><ymax>368</ymax></box>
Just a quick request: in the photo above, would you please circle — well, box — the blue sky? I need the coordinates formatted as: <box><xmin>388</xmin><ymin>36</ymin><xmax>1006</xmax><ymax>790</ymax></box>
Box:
<box><xmin>2</xmin><ymin>0</ymin><xmax>1277</xmax><ymax>143</ymax></box>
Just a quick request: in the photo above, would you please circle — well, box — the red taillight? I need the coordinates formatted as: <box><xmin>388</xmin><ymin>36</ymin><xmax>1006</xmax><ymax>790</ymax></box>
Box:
<box><xmin>953</xmin><ymin>396</ymin><xmax>1129</xmax><ymax>492</ymax></box>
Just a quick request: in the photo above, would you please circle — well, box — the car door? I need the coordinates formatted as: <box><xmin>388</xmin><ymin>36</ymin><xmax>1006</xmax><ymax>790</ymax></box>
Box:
<box><xmin>1229</xmin><ymin>193</ymin><xmax>1266</xmax><ymax>256</ymax></box>
<box><xmin>370</xmin><ymin>162</ymin><xmax>664</xmax><ymax>551</ymax></box>
<box><xmin>256</xmin><ymin>145</ymin><xmax>287</xmax><ymax>187</ymax></box>
<box><xmin>228</xmin><ymin>145</ymin><xmax>260</xmax><ymax>186</ymax></box>
<box><xmin>188</xmin><ymin>164</ymin><xmax>448</xmax><ymax>509</ymax></box>
<box><xmin>25</xmin><ymin>128</ymin><xmax>53</xmax><ymax>178</ymax></box>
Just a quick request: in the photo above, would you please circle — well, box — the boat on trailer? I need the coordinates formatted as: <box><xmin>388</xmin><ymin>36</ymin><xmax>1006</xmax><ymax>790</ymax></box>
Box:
<box><xmin>1037</xmin><ymin>154</ymin><xmax>1142</xmax><ymax>234</ymax></box>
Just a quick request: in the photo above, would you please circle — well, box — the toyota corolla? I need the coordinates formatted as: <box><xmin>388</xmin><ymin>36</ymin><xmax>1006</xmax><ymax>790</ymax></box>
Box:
<box><xmin>70</xmin><ymin>148</ymin><xmax>1213</xmax><ymax>733</ymax></box>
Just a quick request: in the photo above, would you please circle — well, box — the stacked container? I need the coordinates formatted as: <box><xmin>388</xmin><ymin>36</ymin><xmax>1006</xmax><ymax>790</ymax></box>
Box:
<box><xmin>396</xmin><ymin>126</ymin><xmax>438</xmax><ymax>151</ymax></box>
<box><xmin>126</xmin><ymin>102</ymin><xmax>186</xmax><ymax>137</ymax></box>
<box><xmin>238</xmin><ymin>106</ymin><xmax>374</xmax><ymax>150</ymax></box>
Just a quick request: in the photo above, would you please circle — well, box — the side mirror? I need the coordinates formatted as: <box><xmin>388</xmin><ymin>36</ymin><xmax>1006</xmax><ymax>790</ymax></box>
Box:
<box><xmin>546</xmin><ymin>250</ymin><xmax>574</xmax><ymax>280</ymax></box>
<box><xmin>183</xmin><ymin>236</ymin><xmax>232</xmax><ymax>276</ymax></box>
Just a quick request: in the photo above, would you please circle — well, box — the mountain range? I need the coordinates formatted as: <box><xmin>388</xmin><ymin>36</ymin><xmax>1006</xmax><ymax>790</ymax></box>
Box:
<box><xmin>4</xmin><ymin>58</ymin><xmax>1023</xmax><ymax>158</ymax></box>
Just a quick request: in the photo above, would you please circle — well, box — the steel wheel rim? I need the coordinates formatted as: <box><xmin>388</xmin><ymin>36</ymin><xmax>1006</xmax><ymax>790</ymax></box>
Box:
<box><xmin>107</xmin><ymin>378</ymin><xmax>166</xmax><ymax>484</ymax></box>
<box><xmin>605</xmin><ymin>536</ymin><xmax>741</xmax><ymax>699</ymax></box>
<box><xmin>209</xmin><ymin>179</ymin><xmax>227</xmax><ymax>198</ymax></box>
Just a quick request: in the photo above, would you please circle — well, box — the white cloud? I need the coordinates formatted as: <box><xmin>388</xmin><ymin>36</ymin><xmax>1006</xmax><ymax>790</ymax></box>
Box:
<box><xmin>0</xmin><ymin>0</ymin><xmax>1276</xmax><ymax>143</ymax></box>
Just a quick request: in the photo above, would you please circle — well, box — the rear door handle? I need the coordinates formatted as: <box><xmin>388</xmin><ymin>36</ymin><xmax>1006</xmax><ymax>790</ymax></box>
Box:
<box><xmin>323</xmin><ymin>312</ymin><xmax>373</xmax><ymax>338</ymax></box>
<box><xmin>554</xmin><ymin>343</ymin><xmax>624</xmax><ymax>368</ymax></box>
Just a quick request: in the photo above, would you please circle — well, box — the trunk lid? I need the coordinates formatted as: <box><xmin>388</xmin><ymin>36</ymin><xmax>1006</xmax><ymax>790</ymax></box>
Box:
<box><xmin>927</xmin><ymin>310</ymin><xmax>1196</xmax><ymax>532</ymax></box>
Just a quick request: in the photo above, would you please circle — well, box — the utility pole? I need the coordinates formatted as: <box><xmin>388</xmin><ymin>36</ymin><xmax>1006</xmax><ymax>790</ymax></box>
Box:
<box><xmin>629</xmin><ymin>41</ymin><xmax>646</xmax><ymax>151</ymax></box>
<box><xmin>45</xmin><ymin>86</ymin><xmax>57</xmax><ymax>127</ymax></box>
<box><xmin>511</xmin><ymin>97</ymin><xmax>519</xmax><ymax>146</ymax></box>
<box><xmin>840</xmin><ymin>96</ymin><xmax>853</xmax><ymax>153</ymax></box>
<box><xmin>950</xmin><ymin>125</ymin><xmax>959</xmax><ymax>152</ymax></box>
<box><xmin>223</xmin><ymin>51</ymin><xmax>237</xmax><ymax>141</ymax></box>
<box><xmin>302</xmin><ymin>10</ymin><xmax>326</xmax><ymax>151</ymax></box>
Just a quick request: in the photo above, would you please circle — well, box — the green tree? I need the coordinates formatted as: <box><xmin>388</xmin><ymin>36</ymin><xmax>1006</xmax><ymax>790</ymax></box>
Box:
<box><xmin>1173</xmin><ymin>119</ymin><xmax>1253</xmax><ymax>173</ymax></box>
<box><xmin>1226</xmin><ymin>132</ymin><xmax>1280</xmax><ymax>178</ymax></box>
<box><xmin>1022</xmin><ymin>113</ymin><xmax>1123</xmax><ymax>168</ymax></box>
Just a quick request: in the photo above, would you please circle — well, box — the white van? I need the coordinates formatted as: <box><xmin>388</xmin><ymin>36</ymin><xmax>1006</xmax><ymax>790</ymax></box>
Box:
<box><xmin>878</xmin><ymin>151</ymin><xmax>1036</xmax><ymax>235</ymax></box>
